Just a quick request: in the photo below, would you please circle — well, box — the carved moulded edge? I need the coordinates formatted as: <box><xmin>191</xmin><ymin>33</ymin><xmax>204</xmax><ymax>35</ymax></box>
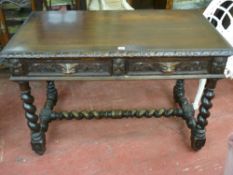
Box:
<box><xmin>0</xmin><ymin>48</ymin><xmax>233</xmax><ymax>59</ymax></box>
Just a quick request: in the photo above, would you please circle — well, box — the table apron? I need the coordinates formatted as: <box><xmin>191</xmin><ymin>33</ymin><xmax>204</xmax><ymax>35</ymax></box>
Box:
<box><xmin>9</xmin><ymin>57</ymin><xmax>227</xmax><ymax>80</ymax></box>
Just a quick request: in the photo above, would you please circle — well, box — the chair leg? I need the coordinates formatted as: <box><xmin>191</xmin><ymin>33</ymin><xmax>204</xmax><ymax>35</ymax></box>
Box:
<box><xmin>0</xmin><ymin>8</ymin><xmax>10</xmax><ymax>46</ymax></box>
<box><xmin>193</xmin><ymin>79</ymin><xmax>207</xmax><ymax>110</ymax></box>
<box><xmin>225</xmin><ymin>56</ymin><xmax>233</xmax><ymax>79</ymax></box>
<box><xmin>99</xmin><ymin>0</ymin><xmax>108</xmax><ymax>10</ymax></box>
<box><xmin>224</xmin><ymin>134</ymin><xmax>233</xmax><ymax>175</ymax></box>
<box><xmin>79</xmin><ymin>0</ymin><xmax>87</xmax><ymax>10</ymax></box>
<box><xmin>122</xmin><ymin>0</ymin><xmax>134</xmax><ymax>10</ymax></box>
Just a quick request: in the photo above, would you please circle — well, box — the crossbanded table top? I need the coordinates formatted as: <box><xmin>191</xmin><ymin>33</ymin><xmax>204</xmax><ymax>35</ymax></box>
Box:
<box><xmin>1</xmin><ymin>10</ymin><xmax>233</xmax><ymax>59</ymax></box>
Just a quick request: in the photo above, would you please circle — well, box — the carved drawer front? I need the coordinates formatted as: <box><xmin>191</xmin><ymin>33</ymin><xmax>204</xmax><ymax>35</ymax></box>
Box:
<box><xmin>127</xmin><ymin>58</ymin><xmax>210</xmax><ymax>75</ymax></box>
<box><xmin>27</xmin><ymin>60</ymin><xmax>112</xmax><ymax>76</ymax></box>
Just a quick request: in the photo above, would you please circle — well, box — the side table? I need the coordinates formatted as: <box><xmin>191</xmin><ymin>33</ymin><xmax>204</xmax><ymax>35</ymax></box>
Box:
<box><xmin>0</xmin><ymin>10</ymin><xmax>232</xmax><ymax>155</ymax></box>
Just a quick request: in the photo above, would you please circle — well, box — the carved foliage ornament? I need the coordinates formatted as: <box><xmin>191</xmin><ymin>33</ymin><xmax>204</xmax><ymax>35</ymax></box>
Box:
<box><xmin>129</xmin><ymin>60</ymin><xmax>209</xmax><ymax>74</ymax></box>
<box><xmin>29</xmin><ymin>62</ymin><xmax>109</xmax><ymax>75</ymax></box>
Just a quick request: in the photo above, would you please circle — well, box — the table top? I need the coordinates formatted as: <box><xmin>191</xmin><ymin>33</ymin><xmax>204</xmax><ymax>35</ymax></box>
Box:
<box><xmin>1</xmin><ymin>10</ymin><xmax>233</xmax><ymax>59</ymax></box>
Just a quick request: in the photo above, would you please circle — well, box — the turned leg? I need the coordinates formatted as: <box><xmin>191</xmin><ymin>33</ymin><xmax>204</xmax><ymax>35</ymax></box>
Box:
<box><xmin>191</xmin><ymin>79</ymin><xmax>217</xmax><ymax>151</ymax></box>
<box><xmin>19</xmin><ymin>81</ymin><xmax>45</xmax><ymax>155</ymax></box>
<box><xmin>40</xmin><ymin>81</ymin><xmax>58</xmax><ymax>132</ymax></box>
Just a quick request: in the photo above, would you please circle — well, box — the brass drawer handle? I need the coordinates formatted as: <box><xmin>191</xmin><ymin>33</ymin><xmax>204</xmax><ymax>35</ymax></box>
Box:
<box><xmin>159</xmin><ymin>62</ymin><xmax>180</xmax><ymax>73</ymax></box>
<box><xmin>59</xmin><ymin>63</ymin><xmax>78</xmax><ymax>74</ymax></box>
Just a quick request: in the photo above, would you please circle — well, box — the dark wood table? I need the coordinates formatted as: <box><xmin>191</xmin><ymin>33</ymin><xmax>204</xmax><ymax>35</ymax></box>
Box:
<box><xmin>0</xmin><ymin>10</ymin><xmax>232</xmax><ymax>155</ymax></box>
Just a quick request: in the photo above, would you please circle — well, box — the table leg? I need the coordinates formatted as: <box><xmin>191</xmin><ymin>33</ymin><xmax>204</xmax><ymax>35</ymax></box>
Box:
<box><xmin>191</xmin><ymin>79</ymin><xmax>218</xmax><ymax>151</ymax></box>
<box><xmin>18</xmin><ymin>81</ymin><xmax>45</xmax><ymax>155</ymax></box>
<box><xmin>18</xmin><ymin>79</ymin><xmax>217</xmax><ymax>154</ymax></box>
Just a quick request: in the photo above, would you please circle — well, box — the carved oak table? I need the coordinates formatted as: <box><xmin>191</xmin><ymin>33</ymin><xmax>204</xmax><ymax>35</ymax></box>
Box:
<box><xmin>0</xmin><ymin>10</ymin><xmax>232</xmax><ymax>155</ymax></box>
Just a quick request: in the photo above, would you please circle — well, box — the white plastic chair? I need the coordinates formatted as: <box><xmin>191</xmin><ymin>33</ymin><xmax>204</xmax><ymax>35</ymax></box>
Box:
<box><xmin>206</xmin><ymin>4</ymin><xmax>233</xmax><ymax>173</ymax></box>
<box><xmin>224</xmin><ymin>133</ymin><xmax>233</xmax><ymax>175</ymax></box>
<box><xmin>87</xmin><ymin>0</ymin><xmax>134</xmax><ymax>10</ymax></box>
<box><xmin>193</xmin><ymin>0</ymin><xmax>233</xmax><ymax>110</ymax></box>
<box><xmin>204</xmin><ymin>0</ymin><xmax>233</xmax><ymax>45</ymax></box>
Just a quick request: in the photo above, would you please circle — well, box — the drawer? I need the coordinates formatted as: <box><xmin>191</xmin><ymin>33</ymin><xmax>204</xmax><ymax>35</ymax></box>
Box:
<box><xmin>127</xmin><ymin>58</ymin><xmax>211</xmax><ymax>75</ymax></box>
<box><xmin>26</xmin><ymin>59</ymin><xmax>112</xmax><ymax>76</ymax></box>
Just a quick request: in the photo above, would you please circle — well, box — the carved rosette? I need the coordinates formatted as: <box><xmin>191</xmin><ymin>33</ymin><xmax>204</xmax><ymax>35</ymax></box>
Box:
<box><xmin>11</xmin><ymin>59</ymin><xmax>24</xmax><ymax>76</ymax></box>
<box><xmin>112</xmin><ymin>58</ymin><xmax>125</xmax><ymax>75</ymax></box>
<box><xmin>211</xmin><ymin>57</ymin><xmax>226</xmax><ymax>74</ymax></box>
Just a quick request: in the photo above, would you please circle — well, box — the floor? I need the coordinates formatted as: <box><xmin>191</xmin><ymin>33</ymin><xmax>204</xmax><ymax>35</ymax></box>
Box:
<box><xmin>0</xmin><ymin>74</ymin><xmax>232</xmax><ymax>175</ymax></box>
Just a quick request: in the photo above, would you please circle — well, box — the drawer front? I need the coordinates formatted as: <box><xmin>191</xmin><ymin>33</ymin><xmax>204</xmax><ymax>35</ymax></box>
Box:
<box><xmin>27</xmin><ymin>59</ymin><xmax>112</xmax><ymax>76</ymax></box>
<box><xmin>127</xmin><ymin>58</ymin><xmax>210</xmax><ymax>75</ymax></box>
